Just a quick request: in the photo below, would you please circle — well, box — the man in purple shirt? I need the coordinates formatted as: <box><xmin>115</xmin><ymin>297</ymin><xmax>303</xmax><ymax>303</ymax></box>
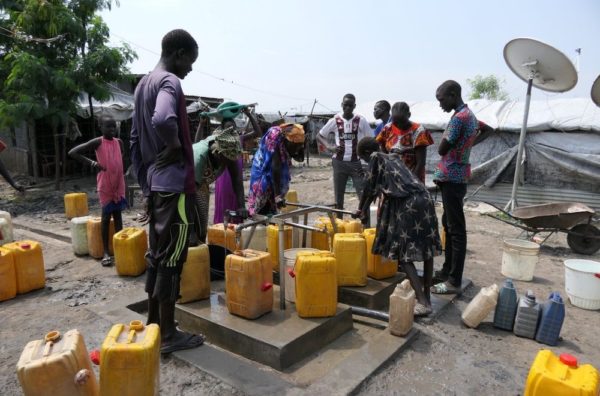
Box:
<box><xmin>130</xmin><ymin>29</ymin><xmax>203</xmax><ymax>353</ymax></box>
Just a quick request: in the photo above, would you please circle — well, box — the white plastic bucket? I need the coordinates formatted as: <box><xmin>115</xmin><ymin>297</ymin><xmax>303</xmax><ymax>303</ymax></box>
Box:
<box><xmin>564</xmin><ymin>259</ymin><xmax>600</xmax><ymax>310</ymax></box>
<box><xmin>501</xmin><ymin>239</ymin><xmax>540</xmax><ymax>281</ymax></box>
<box><xmin>283</xmin><ymin>248</ymin><xmax>319</xmax><ymax>303</ymax></box>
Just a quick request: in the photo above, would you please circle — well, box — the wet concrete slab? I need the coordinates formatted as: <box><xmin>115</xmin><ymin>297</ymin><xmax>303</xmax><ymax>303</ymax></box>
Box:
<box><xmin>338</xmin><ymin>273</ymin><xmax>406</xmax><ymax>310</ymax></box>
<box><xmin>417</xmin><ymin>278</ymin><xmax>472</xmax><ymax>324</ymax></box>
<box><xmin>174</xmin><ymin>287</ymin><xmax>353</xmax><ymax>370</ymax></box>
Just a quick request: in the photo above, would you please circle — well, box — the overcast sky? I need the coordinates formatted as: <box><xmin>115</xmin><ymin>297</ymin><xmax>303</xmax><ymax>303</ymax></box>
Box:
<box><xmin>101</xmin><ymin>0</ymin><xmax>600</xmax><ymax>113</ymax></box>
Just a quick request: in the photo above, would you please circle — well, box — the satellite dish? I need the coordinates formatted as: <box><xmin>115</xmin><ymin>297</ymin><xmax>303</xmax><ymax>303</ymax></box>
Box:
<box><xmin>592</xmin><ymin>75</ymin><xmax>600</xmax><ymax>107</ymax></box>
<box><xmin>503</xmin><ymin>38</ymin><xmax>577</xmax><ymax>211</ymax></box>
<box><xmin>504</xmin><ymin>38</ymin><xmax>578</xmax><ymax>93</ymax></box>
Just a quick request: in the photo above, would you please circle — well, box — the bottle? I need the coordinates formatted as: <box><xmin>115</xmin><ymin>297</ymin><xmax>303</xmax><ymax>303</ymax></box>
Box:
<box><xmin>493</xmin><ymin>279</ymin><xmax>518</xmax><ymax>331</ymax></box>
<box><xmin>462</xmin><ymin>284</ymin><xmax>499</xmax><ymax>328</ymax></box>
<box><xmin>535</xmin><ymin>292</ymin><xmax>565</xmax><ymax>346</ymax></box>
<box><xmin>514</xmin><ymin>290</ymin><xmax>541</xmax><ymax>339</ymax></box>
<box><xmin>389</xmin><ymin>279</ymin><xmax>416</xmax><ymax>336</ymax></box>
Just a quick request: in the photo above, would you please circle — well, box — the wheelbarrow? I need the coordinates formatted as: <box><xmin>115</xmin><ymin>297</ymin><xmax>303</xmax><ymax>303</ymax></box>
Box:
<box><xmin>485</xmin><ymin>202</ymin><xmax>600</xmax><ymax>255</ymax></box>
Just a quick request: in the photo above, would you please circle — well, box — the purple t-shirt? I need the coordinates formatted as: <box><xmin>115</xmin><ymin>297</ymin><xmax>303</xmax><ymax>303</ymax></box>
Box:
<box><xmin>130</xmin><ymin>70</ymin><xmax>195</xmax><ymax>196</ymax></box>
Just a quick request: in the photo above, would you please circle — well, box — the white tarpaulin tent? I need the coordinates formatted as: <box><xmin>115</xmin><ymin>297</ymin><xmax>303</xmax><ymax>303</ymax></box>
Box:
<box><xmin>76</xmin><ymin>88</ymin><xmax>134</xmax><ymax>121</ymax></box>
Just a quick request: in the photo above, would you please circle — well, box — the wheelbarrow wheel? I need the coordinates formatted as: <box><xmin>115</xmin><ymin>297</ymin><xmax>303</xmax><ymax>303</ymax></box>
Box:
<box><xmin>567</xmin><ymin>224</ymin><xmax>600</xmax><ymax>255</ymax></box>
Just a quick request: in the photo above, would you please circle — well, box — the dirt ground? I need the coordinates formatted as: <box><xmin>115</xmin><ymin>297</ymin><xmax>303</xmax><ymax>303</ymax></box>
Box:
<box><xmin>1</xmin><ymin>158</ymin><xmax>599</xmax><ymax>395</ymax></box>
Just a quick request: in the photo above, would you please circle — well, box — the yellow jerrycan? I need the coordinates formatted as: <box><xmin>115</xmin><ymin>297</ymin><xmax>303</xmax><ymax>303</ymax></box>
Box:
<box><xmin>225</xmin><ymin>249</ymin><xmax>273</xmax><ymax>319</ymax></box>
<box><xmin>64</xmin><ymin>193</ymin><xmax>89</xmax><ymax>219</ymax></box>
<box><xmin>311</xmin><ymin>216</ymin><xmax>345</xmax><ymax>251</ymax></box>
<box><xmin>113</xmin><ymin>227</ymin><xmax>147</xmax><ymax>276</ymax></box>
<box><xmin>17</xmin><ymin>329</ymin><xmax>99</xmax><ymax>396</ymax></box>
<box><xmin>178</xmin><ymin>244</ymin><xmax>210</xmax><ymax>303</ymax></box>
<box><xmin>86</xmin><ymin>217</ymin><xmax>114</xmax><ymax>259</ymax></box>
<box><xmin>524</xmin><ymin>349</ymin><xmax>599</xmax><ymax>396</ymax></box>
<box><xmin>100</xmin><ymin>320</ymin><xmax>160</xmax><ymax>396</ymax></box>
<box><xmin>363</xmin><ymin>228</ymin><xmax>397</xmax><ymax>280</ymax></box>
<box><xmin>341</xmin><ymin>218</ymin><xmax>363</xmax><ymax>234</ymax></box>
<box><xmin>0</xmin><ymin>247</ymin><xmax>16</xmax><ymax>301</ymax></box>
<box><xmin>3</xmin><ymin>240</ymin><xmax>45</xmax><ymax>294</ymax></box>
<box><xmin>293</xmin><ymin>251</ymin><xmax>337</xmax><ymax>318</ymax></box>
<box><xmin>332</xmin><ymin>233</ymin><xmax>367</xmax><ymax>286</ymax></box>
<box><xmin>389</xmin><ymin>279</ymin><xmax>416</xmax><ymax>336</ymax></box>
<box><xmin>280</xmin><ymin>189</ymin><xmax>298</xmax><ymax>214</ymax></box>
<box><xmin>267</xmin><ymin>224</ymin><xmax>292</xmax><ymax>271</ymax></box>
<box><xmin>207</xmin><ymin>223</ymin><xmax>239</xmax><ymax>252</ymax></box>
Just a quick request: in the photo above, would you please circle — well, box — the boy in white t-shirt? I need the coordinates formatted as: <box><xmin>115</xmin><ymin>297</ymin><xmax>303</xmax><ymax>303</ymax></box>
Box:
<box><xmin>316</xmin><ymin>93</ymin><xmax>373</xmax><ymax>225</ymax></box>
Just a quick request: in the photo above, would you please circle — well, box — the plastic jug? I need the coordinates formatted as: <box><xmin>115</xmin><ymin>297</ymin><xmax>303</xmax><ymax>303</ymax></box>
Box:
<box><xmin>70</xmin><ymin>216</ymin><xmax>91</xmax><ymax>256</ymax></box>
<box><xmin>267</xmin><ymin>224</ymin><xmax>292</xmax><ymax>271</ymax></box>
<box><xmin>207</xmin><ymin>223</ymin><xmax>239</xmax><ymax>252</ymax></box>
<box><xmin>524</xmin><ymin>349</ymin><xmax>599</xmax><ymax>396</ymax></box>
<box><xmin>64</xmin><ymin>193</ymin><xmax>89</xmax><ymax>219</ymax></box>
<box><xmin>3</xmin><ymin>240</ymin><xmax>45</xmax><ymax>294</ymax></box>
<box><xmin>17</xmin><ymin>329</ymin><xmax>99</xmax><ymax>396</ymax></box>
<box><xmin>86</xmin><ymin>217</ymin><xmax>114</xmax><ymax>259</ymax></box>
<box><xmin>100</xmin><ymin>320</ymin><xmax>160</xmax><ymax>396</ymax></box>
<box><xmin>332</xmin><ymin>233</ymin><xmax>367</xmax><ymax>286</ymax></box>
<box><xmin>514</xmin><ymin>290</ymin><xmax>541</xmax><ymax>339</ymax></box>
<box><xmin>363</xmin><ymin>228</ymin><xmax>397</xmax><ymax>280</ymax></box>
<box><xmin>369</xmin><ymin>205</ymin><xmax>378</xmax><ymax>228</ymax></box>
<box><xmin>225</xmin><ymin>249</ymin><xmax>273</xmax><ymax>319</ymax></box>
<box><xmin>0</xmin><ymin>210</ymin><xmax>14</xmax><ymax>243</ymax></box>
<box><xmin>240</xmin><ymin>224</ymin><xmax>267</xmax><ymax>251</ymax></box>
<box><xmin>113</xmin><ymin>227</ymin><xmax>147</xmax><ymax>276</ymax></box>
<box><xmin>311</xmin><ymin>216</ymin><xmax>345</xmax><ymax>251</ymax></box>
<box><xmin>0</xmin><ymin>247</ymin><xmax>16</xmax><ymax>301</ymax></box>
<box><xmin>389</xmin><ymin>279</ymin><xmax>416</xmax><ymax>336</ymax></box>
<box><xmin>178</xmin><ymin>244</ymin><xmax>210</xmax><ymax>303</ymax></box>
<box><xmin>283</xmin><ymin>248</ymin><xmax>319</xmax><ymax>302</ymax></box>
<box><xmin>293</xmin><ymin>251</ymin><xmax>337</xmax><ymax>318</ymax></box>
<box><xmin>461</xmin><ymin>284</ymin><xmax>499</xmax><ymax>328</ymax></box>
<box><xmin>341</xmin><ymin>218</ymin><xmax>363</xmax><ymax>234</ymax></box>
<box><xmin>280</xmin><ymin>189</ymin><xmax>298</xmax><ymax>214</ymax></box>
<box><xmin>535</xmin><ymin>292</ymin><xmax>565</xmax><ymax>346</ymax></box>
<box><xmin>493</xmin><ymin>278</ymin><xmax>518</xmax><ymax>331</ymax></box>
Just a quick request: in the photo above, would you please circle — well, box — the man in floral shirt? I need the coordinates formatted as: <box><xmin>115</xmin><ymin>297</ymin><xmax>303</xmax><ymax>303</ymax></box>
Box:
<box><xmin>431</xmin><ymin>80</ymin><xmax>478</xmax><ymax>295</ymax></box>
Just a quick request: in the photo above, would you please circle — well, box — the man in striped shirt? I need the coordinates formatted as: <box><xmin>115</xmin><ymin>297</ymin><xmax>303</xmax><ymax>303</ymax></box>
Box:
<box><xmin>317</xmin><ymin>94</ymin><xmax>373</xmax><ymax>224</ymax></box>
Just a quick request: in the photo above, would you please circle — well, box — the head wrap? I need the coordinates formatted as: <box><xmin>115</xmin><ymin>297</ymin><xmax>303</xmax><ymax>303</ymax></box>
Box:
<box><xmin>281</xmin><ymin>123</ymin><xmax>305</xmax><ymax>144</ymax></box>
<box><xmin>211</xmin><ymin>126</ymin><xmax>242</xmax><ymax>160</ymax></box>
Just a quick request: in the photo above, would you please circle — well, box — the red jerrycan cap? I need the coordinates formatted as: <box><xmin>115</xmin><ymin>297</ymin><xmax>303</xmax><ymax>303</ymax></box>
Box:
<box><xmin>288</xmin><ymin>268</ymin><xmax>296</xmax><ymax>278</ymax></box>
<box><xmin>559</xmin><ymin>353</ymin><xmax>578</xmax><ymax>367</ymax></box>
<box><xmin>21</xmin><ymin>243</ymin><xmax>31</xmax><ymax>249</ymax></box>
<box><xmin>261</xmin><ymin>282</ymin><xmax>273</xmax><ymax>291</ymax></box>
<box><xmin>89</xmin><ymin>349</ymin><xmax>101</xmax><ymax>365</ymax></box>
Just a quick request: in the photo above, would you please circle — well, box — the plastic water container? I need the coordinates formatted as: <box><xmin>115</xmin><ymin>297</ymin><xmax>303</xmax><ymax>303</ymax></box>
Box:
<box><xmin>4</xmin><ymin>240</ymin><xmax>45</xmax><ymax>294</ymax></box>
<box><xmin>207</xmin><ymin>223</ymin><xmax>239</xmax><ymax>252</ymax></box>
<box><xmin>225</xmin><ymin>249</ymin><xmax>273</xmax><ymax>319</ymax></box>
<box><xmin>514</xmin><ymin>290</ymin><xmax>541</xmax><ymax>339</ymax></box>
<box><xmin>86</xmin><ymin>217</ymin><xmax>114</xmax><ymax>259</ymax></box>
<box><xmin>240</xmin><ymin>225</ymin><xmax>267</xmax><ymax>251</ymax></box>
<box><xmin>294</xmin><ymin>251</ymin><xmax>337</xmax><ymax>318</ymax></box>
<box><xmin>493</xmin><ymin>279</ymin><xmax>518</xmax><ymax>331</ymax></box>
<box><xmin>178</xmin><ymin>244</ymin><xmax>210</xmax><ymax>303</ymax></box>
<box><xmin>17</xmin><ymin>329</ymin><xmax>99</xmax><ymax>396</ymax></box>
<box><xmin>369</xmin><ymin>205</ymin><xmax>378</xmax><ymax>228</ymax></box>
<box><xmin>311</xmin><ymin>216</ymin><xmax>345</xmax><ymax>251</ymax></box>
<box><xmin>280</xmin><ymin>189</ymin><xmax>298</xmax><ymax>214</ymax></box>
<box><xmin>113</xmin><ymin>227</ymin><xmax>147</xmax><ymax>276</ymax></box>
<box><xmin>341</xmin><ymin>219</ymin><xmax>363</xmax><ymax>234</ymax></box>
<box><xmin>535</xmin><ymin>292</ymin><xmax>565</xmax><ymax>346</ymax></box>
<box><xmin>363</xmin><ymin>228</ymin><xmax>397</xmax><ymax>280</ymax></box>
<box><xmin>283</xmin><ymin>248</ymin><xmax>319</xmax><ymax>302</ymax></box>
<box><xmin>332</xmin><ymin>233</ymin><xmax>367</xmax><ymax>286</ymax></box>
<box><xmin>564</xmin><ymin>259</ymin><xmax>600</xmax><ymax>310</ymax></box>
<box><xmin>0</xmin><ymin>247</ymin><xmax>16</xmax><ymax>302</ymax></box>
<box><xmin>0</xmin><ymin>210</ymin><xmax>14</xmax><ymax>243</ymax></box>
<box><xmin>524</xmin><ymin>349</ymin><xmax>599</xmax><ymax>396</ymax></box>
<box><xmin>100</xmin><ymin>320</ymin><xmax>160</xmax><ymax>396</ymax></box>
<box><xmin>389</xmin><ymin>279</ymin><xmax>416</xmax><ymax>336</ymax></box>
<box><xmin>267</xmin><ymin>224</ymin><xmax>292</xmax><ymax>271</ymax></box>
<box><xmin>70</xmin><ymin>216</ymin><xmax>91</xmax><ymax>256</ymax></box>
<box><xmin>64</xmin><ymin>193</ymin><xmax>89</xmax><ymax>219</ymax></box>
<box><xmin>462</xmin><ymin>284</ymin><xmax>499</xmax><ymax>328</ymax></box>
<box><xmin>501</xmin><ymin>239</ymin><xmax>540</xmax><ymax>281</ymax></box>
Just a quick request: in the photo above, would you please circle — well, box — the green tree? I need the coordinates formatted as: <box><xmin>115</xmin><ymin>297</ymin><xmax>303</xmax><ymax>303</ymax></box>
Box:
<box><xmin>467</xmin><ymin>74</ymin><xmax>509</xmax><ymax>101</ymax></box>
<box><xmin>0</xmin><ymin>0</ymin><xmax>135</xmax><ymax>188</ymax></box>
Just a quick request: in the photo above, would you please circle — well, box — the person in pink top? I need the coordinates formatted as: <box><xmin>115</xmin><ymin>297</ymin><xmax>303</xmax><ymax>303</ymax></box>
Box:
<box><xmin>69</xmin><ymin>114</ymin><xmax>126</xmax><ymax>266</ymax></box>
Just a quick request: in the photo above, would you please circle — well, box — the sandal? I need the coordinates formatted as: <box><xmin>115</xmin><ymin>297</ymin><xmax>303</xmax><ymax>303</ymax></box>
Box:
<box><xmin>414</xmin><ymin>303</ymin><xmax>433</xmax><ymax>317</ymax></box>
<box><xmin>430</xmin><ymin>281</ymin><xmax>460</xmax><ymax>295</ymax></box>
<box><xmin>101</xmin><ymin>257</ymin><xmax>113</xmax><ymax>267</ymax></box>
<box><xmin>160</xmin><ymin>331</ymin><xmax>205</xmax><ymax>355</ymax></box>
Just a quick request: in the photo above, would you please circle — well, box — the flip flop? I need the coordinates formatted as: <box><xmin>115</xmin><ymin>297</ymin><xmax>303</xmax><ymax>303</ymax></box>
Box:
<box><xmin>414</xmin><ymin>303</ymin><xmax>433</xmax><ymax>317</ymax></box>
<box><xmin>161</xmin><ymin>331</ymin><xmax>205</xmax><ymax>355</ymax></box>
<box><xmin>430</xmin><ymin>281</ymin><xmax>460</xmax><ymax>295</ymax></box>
<box><xmin>101</xmin><ymin>257</ymin><xmax>113</xmax><ymax>267</ymax></box>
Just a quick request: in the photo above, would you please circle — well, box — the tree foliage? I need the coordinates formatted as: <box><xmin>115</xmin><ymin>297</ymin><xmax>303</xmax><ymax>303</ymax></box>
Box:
<box><xmin>466</xmin><ymin>74</ymin><xmax>509</xmax><ymax>101</ymax></box>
